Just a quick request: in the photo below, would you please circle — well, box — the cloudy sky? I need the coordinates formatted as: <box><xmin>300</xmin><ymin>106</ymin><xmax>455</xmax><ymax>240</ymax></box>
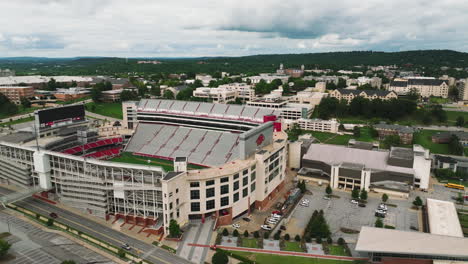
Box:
<box><xmin>0</xmin><ymin>0</ymin><xmax>467</xmax><ymax>57</ymax></box>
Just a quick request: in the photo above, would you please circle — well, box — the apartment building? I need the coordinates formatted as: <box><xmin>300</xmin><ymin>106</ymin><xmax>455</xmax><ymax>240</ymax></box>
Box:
<box><xmin>459</xmin><ymin>78</ymin><xmax>468</xmax><ymax>101</ymax></box>
<box><xmin>329</xmin><ymin>89</ymin><xmax>398</xmax><ymax>103</ymax></box>
<box><xmin>374</xmin><ymin>123</ymin><xmax>415</xmax><ymax>144</ymax></box>
<box><xmin>0</xmin><ymin>86</ymin><xmax>35</xmax><ymax>104</ymax></box>
<box><xmin>389</xmin><ymin>78</ymin><xmax>450</xmax><ymax>98</ymax></box>
<box><xmin>282</xmin><ymin>118</ymin><xmax>339</xmax><ymax>133</ymax></box>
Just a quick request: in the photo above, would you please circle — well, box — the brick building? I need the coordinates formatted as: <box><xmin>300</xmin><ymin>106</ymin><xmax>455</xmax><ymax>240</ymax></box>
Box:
<box><xmin>0</xmin><ymin>86</ymin><xmax>35</xmax><ymax>104</ymax></box>
<box><xmin>374</xmin><ymin>123</ymin><xmax>415</xmax><ymax>144</ymax></box>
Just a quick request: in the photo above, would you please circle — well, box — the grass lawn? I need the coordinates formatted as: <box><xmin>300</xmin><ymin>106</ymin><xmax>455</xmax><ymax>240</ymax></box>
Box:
<box><xmin>85</xmin><ymin>102</ymin><xmax>123</xmax><ymax>119</ymax></box>
<box><xmin>283</xmin><ymin>241</ymin><xmax>304</xmax><ymax>252</ymax></box>
<box><xmin>0</xmin><ymin>116</ymin><xmax>34</xmax><ymax>126</ymax></box>
<box><xmin>328</xmin><ymin>245</ymin><xmax>349</xmax><ymax>256</ymax></box>
<box><xmin>412</xmin><ymin>129</ymin><xmax>451</xmax><ymax>154</ymax></box>
<box><xmin>230</xmin><ymin>250</ymin><xmax>364</xmax><ymax>264</ymax></box>
<box><xmin>109</xmin><ymin>152</ymin><xmax>206</xmax><ymax>171</ymax></box>
<box><xmin>0</xmin><ymin>105</ymin><xmax>42</xmax><ymax>119</ymax></box>
<box><xmin>241</xmin><ymin>238</ymin><xmax>259</xmax><ymax>248</ymax></box>
<box><xmin>446</xmin><ymin>111</ymin><xmax>468</xmax><ymax>127</ymax></box>
<box><xmin>304</xmin><ymin>126</ymin><xmax>376</xmax><ymax>146</ymax></box>
<box><xmin>56</xmin><ymin>96</ymin><xmax>91</xmax><ymax>105</ymax></box>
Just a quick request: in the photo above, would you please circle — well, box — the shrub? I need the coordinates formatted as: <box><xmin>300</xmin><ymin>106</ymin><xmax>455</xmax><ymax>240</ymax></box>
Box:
<box><xmin>327</xmin><ymin>237</ymin><xmax>332</xmax><ymax>244</ymax></box>
<box><xmin>243</xmin><ymin>230</ymin><xmax>249</xmax><ymax>238</ymax></box>
<box><xmin>274</xmin><ymin>232</ymin><xmax>280</xmax><ymax>240</ymax></box>
<box><xmin>337</xmin><ymin>237</ymin><xmax>345</xmax><ymax>246</ymax></box>
<box><xmin>212</xmin><ymin>251</ymin><xmax>229</xmax><ymax>264</ymax></box>
<box><xmin>253</xmin><ymin>231</ymin><xmax>260</xmax><ymax>238</ymax></box>
<box><xmin>316</xmin><ymin>237</ymin><xmax>322</xmax><ymax>243</ymax></box>
<box><xmin>46</xmin><ymin>218</ymin><xmax>54</xmax><ymax>226</ymax></box>
<box><xmin>413</xmin><ymin>196</ymin><xmax>423</xmax><ymax>207</ymax></box>
<box><xmin>117</xmin><ymin>249</ymin><xmax>126</xmax><ymax>258</ymax></box>
<box><xmin>222</xmin><ymin>228</ymin><xmax>229</xmax><ymax>236</ymax></box>
<box><xmin>264</xmin><ymin>232</ymin><xmax>270</xmax><ymax>239</ymax></box>
<box><xmin>305</xmin><ymin>236</ymin><xmax>312</xmax><ymax>243</ymax></box>
<box><xmin>169</xmin><ymin>219</ymin><xmax>181</xmax><ymax>238</ymax></box>
<box><xmin>0</xmin><ymin>239</ymin><xmax>11</xmax><ymax>258</ymax></box>
<box><xmin>233</xmin><ymin>230</ymin><xmax>239</xmax><ymax>237</ymax></box>
<box><xmin>375</xmin><ymin>218</ymin><xmax>384</xmax><ymax>228</ymax></box>
<box><xmin>294</xmin><ymin>235</ymin><xmax>301</xmax><ymax>242</ymax></box>
<box><xmin>382</xmin><ymin>193</ymin><xmax>389</xmax><ymax>203</ymax></box>
<box><xmin>284</xmin><ymin>234</ymin><xmax>290</xmax><ymax>241</ymax></box>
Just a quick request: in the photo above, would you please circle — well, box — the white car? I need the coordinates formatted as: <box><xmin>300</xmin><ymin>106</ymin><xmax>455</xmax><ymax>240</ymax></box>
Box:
<box><xmin>375</xmin><ymin>209</ymin><xmax>387</xmax><ymax>214</ymax></box>
<box><xmin>261</xmin><ymin>225</ymin><xmax>272</xmax><ymax>231</ymax></box>
<box><xmin>267</xmin><ymin>218</ymin><xmax>278</xmax><ymax>224</ymax></box>
<box><xmin>323</xmin><ymin>196</ymin><xmax>331</xmax><ymax>200</ymax></box>
<box><xmin>350</xmin><ymin>200</ymin><xmax>359</xmax><ymax>204</ymax></box>
<box><xmin>232</xmin><ymin>223</ymin><xmax>240</xmax><ymax>229</ymax></box>
<box><xmin>302</xmin><ymin>198</ymin><xmax>309</xmax><ymax>203</ymax></box>
<box><xmin>300</xmin><ymin>202</ymin><xmax>309</xmax><ymax>207</ymax></box>
<box><xmin>271</xmin><ymin>214</ymin><xmax>282</xmax><ymax>219</ymax></box>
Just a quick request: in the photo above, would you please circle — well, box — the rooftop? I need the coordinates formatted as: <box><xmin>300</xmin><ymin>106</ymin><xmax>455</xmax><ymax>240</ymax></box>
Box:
<box><xmin>427</xmin><ymin>198</ymin><xmax>463</xmax><ymax>237</ymax></box>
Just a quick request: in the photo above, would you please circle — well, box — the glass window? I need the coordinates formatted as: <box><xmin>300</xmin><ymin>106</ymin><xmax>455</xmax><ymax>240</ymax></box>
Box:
<box><xmin>190</xmin><ymin>182</ymin><xmax>200</xmax><ymax>188</ymax></box>
<box><xmin>233</xmin><ymin>192</ymin><xmax>239</xmax><ymax>202</ymax></box>
<box><xmin>191</xmin><ymin>202</ymin><xmax>200</xmax><ymax>212</ymax></box>
<box><xmin>243</xmin><ymin>169</ymin><xmax>249</xmax><ymax>175</ymax></box>
<box><xmin>251</xmin><ymin>165</ymin><xmax>256</xmax><ymax>171</ymax></box>
<box><xmin>250</xmin><ymin>171</ymin><xmax>256</xmax><ymax>181</ymax></box>
<box><xmin>221</xmin><ymin>177</ymin><xmax>229</xmax><ymax>183</ymax></box>
<box><xmin>243</xmin><ymin>176</ymin><xmax>248</xmax><ymax>186</ymax></box>
<box><xmin>220</xmin><ymin>184</ymin><xmax>229</xmax><ymax>195</ymax></box>
<box><xmin>233</xmin><ymin>181</ymin><xmax>239</xmax><ymax>191</ymax></box>
<box><xmin>190</xmin><ymin>190</ymin><xmax>200</xmax><ymax>199</ymax></box>
<box><xmin>176</xmin><ymin>198</ymin><xmax>179</xmax><ymax>205</ymax></box>
<box><xmin>251</xmin><ymin>182</ymin><xmax>256</xmax><ymax>192</ymax></box>
<box><xmin>233</xmin><ymin>173</ymin><xmax>239</xmax><ymax>180</ymax></box>
<box><xmin>169</xmin><ymin>202</ymin><xmax>173</xmax><ymax>210</ymax></box>
<box><xmin>206</xmin><ymin>180</ymin><xmax>215</xmax><ymax>186</ymax></box>
<box><xmin>176</xmin><ymin>188</ymin><xmax>179</xmax><ymax>193</ymax></box>
<box><xmin>243</xmin><ymin>188</ymin><xmax>248</xmax><ymax>197</ymax></box>
<box><xmin>221</xmin><ymin>196</ymin><xmax>229</xmax><ymax>206</ymax></box>
<box><xmin>206</xmin><ymin>200</ymin><xmax>215</xmax><ymax>210</ymax></box>
<box><xmin>206</xmin><ymin>187</ymin><xmax>215</xmax><ymax>198</ymax></box>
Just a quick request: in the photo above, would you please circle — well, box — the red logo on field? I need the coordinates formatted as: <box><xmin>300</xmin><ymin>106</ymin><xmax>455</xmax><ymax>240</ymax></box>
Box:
<box><xmin>256</xmin><ymin>134</ymin><xmax>265</xmax><ymax>145</ymax></box>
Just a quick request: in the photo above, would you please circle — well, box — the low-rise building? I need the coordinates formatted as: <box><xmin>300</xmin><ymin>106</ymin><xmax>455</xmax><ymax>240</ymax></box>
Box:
<box><xmin>91</xmin><ymin>77</ymin><xmax>130</xmax><ymax>90</ymax></box>
<box><xmin>101</xmin><ymin>89</ymin><xmax>122</xmax><ymax>102</ymax></box>
<box><xmin>195</xmin><ymin>74</ymin><xmax>215</xmax><ymax>87</ymax></box>
<box><xmin>459</xmin><ymin>78</ymin><xmax>468</xmax><ymax>101</ymax></box>
<box><xmin>276</xmin><ymin>63</ymin><xmax>305</xmax><ymax>77</ymax></box>
<box><xmin>287</xmin><ymin>91</ymin><xmax>327</xmax><ymax>106</ymax></box>
<box><xmin>243</xmin><ymin>74</ymin><xmax>289</xmax><ymax>84</ymax></box>
<box><xmin>247</xmin><ymin>98</ymin><xmax>313</xmax><ymax>120</ymax></box>
<box><xmin>282</xmin><ymin>118</ymin><xmax>339</xmax><ymax>133</ymax></box>
<box><xmin>374</xmin><ymin>123</ymin><xmax>415</xmax><ymax>144</ymax></box>
<box><xmin>0</xmin><ymin>69</ymin><xmax>15</xmax><ymax>77</ymax></box>
<box><xmin>433</xmin><ymin>154</ymin><xmax>468</xmax><ymax>174</ymax></box>
<box><xmin>0</xmin><ymin>86</ymin><xmax>35</xmax><ymax>104</ymax></box>
<box><xmin>329</xmin><ymin>89</ymin><xmax>398</xmax><ymax>103</ymax></box>
<box><xmin>192</xmin><ymin>83</ymin><xmax>255</xmax><ymax>103</ymax></box>
<box><xmin>53</xmin><ymin>87</ymin><xmax>90</xmax><ymax>101</ymax></box>
<box><xmin>432</xmin><ymin>131</ymin><xmax>468</xmax><ymax>146</ymax></box>
<box><xmin>389</xmin><ymin>78</ymin><xmax>450</xmax><ymax>98</ymax></box>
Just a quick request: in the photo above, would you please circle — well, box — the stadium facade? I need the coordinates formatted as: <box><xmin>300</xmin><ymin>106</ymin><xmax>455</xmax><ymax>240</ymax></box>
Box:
<box><xmin>0</xmin><ymin>100</ymin><xmax>288</xmax><ymax>234</ymax></box>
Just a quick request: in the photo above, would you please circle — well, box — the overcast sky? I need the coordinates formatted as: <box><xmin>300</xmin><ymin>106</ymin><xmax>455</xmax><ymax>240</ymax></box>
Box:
<box><xmin>0</xmin><ymin>0</ymin><xmax>467</xmax><ymax>57</ymax></box>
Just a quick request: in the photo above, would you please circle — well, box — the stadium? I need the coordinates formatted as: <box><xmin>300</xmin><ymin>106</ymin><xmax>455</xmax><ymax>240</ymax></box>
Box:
<box><xmin>0</xmin><ymin>100</ymin><xmax>289</xmax><ymax>234</ymax></box>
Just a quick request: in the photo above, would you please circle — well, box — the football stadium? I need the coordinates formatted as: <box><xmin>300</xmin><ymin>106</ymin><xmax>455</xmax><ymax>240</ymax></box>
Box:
<box><xmin>0</xmin><ymin>100</ymin><xmax>288</xmax><ymax>234</ymax></box>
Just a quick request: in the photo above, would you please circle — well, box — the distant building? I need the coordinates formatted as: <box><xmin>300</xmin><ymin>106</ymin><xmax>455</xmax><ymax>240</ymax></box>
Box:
<box><xmin>458</xmin><ymin>78</ymin><xmax>468</xmax><ymax>101</ymax></box>
<box><xmin>243</xmin><ymin>74</ymin><xmax>289</xmax><ymax>84</ymax></box>
<box><xmin>276</xmin><ymin>63</ymin><xmax>305</xmax><ymax>78</ymax></box>
<box><xmin>432</xmin><ymin>131</ymin><xmax>468</xmax><ymax>146</ymax></box>
<box><xmin>0</xmin><ymin>76</ymin><xmax>92</xmax><ymax>88</ymax></box>
<box><xmin>433</xmin><ymin>154</ymin><xmax>468</xmax><ymax>174</ymax></box>
<box><xmin>91</xmin><ymin>77</ymin><xmax>130</xmax><ymax>90</ymax></box>
<box><xmin>195</xmin><ymin>74</ymin><xmax>215</xmax><ymax>87</ymax></box>
<box><xmin>389</xmin><ymin>78</ymin><xmax>450</xmax><ymax>98</ymax></box>
<box><xmin>287</xmin><ymin>91</ymin><xmax>327</xmax><ymax>106</ymax></box>
<box><xmin>246</xmin><ymin>98</ymin><xmax>313</xmax><ymax>120</ymax></box>
<box><xmin>355</xmin><ymin>76</ymin><xmax>382</xmax><ymax>88</ymax></box>
<box><xmin>101</xmin><ymin>89</ymin><xmax>123</xmax><ymax>102</ymax></box>
<box><xmin>137</xmin><ymin>60</ymin><xmax>162</xmax><ymax>64</ymax></box>
<box><xmin>0</xmin><ymin>86</ymin><xmax>35</xmax><ymax>104</ymax></box>
<box><xmin>54</xmin><ymin>87</ymin><xmax>90</xmax><ymax>101</ymax></box>
<box><xmin>374</xmin><ymin>123</ymin><xmax>415</xmax><ymax>144</ymax></box>
<box><xmin>329</xmin><ymin>89</ymin><xmax>398</xmax><ymax>103</ymax></box>
<box><xmin>193</xmin><ymin>83</ymin><xmax>255</xmax><ymax>103</ymax></box>
<box><xmin>0</xmin><ymin>69</ymin><xmax>15</xmax><ymax>77</ymax></box>
<box><xmin>282</xmin><ymin>118</ymin><xmax>339</xmax><ymax>133</ymax></box>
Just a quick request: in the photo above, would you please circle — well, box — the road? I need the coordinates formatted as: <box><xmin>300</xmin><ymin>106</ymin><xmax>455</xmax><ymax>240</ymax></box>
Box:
<box><xmin>0</xmin><ymin>186</ymin><xmax>193</xmax><ymax>264</ymax></box>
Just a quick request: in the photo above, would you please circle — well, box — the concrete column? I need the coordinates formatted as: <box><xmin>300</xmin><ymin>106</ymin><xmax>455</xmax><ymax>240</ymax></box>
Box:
<box><xmin>33</xmin><ymin>151</ymin><xmax>52</xmax><ymax>190</ymax></box>
<box><xmin>360</xmin><ymin>169</ymin><xmax>371</xmax><ymax>191</ymax></box>
<box><xmin>331</xmin><ymin>165</ymin><xmax>340</xmax><ymax>189</ymax></box>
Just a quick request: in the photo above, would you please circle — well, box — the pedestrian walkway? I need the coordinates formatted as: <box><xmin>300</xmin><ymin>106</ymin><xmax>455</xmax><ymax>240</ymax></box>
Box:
<box><xmin>188</xmin><ymin>243</ymin><xmax>368</xmax><ymax>261</ymax></box>
<box><xmin>177</xmin><ymin>219</ymin><xmax>215</xmax><ymax>264</ymax></box>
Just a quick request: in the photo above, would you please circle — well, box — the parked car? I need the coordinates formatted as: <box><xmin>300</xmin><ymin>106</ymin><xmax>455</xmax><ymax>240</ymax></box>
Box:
<box><xmin>350</xmin><ymin>200</ymin><xmax>359</xmax><ymax>204</ymax></box>
<box><xmin>49</xmin><ymin>212</ymin><xmax>58</xmax><ymax>218</ymax></box>
<box><xmin>232</xmin><ymin>223</ymin><xmax>240</xmax><ymax>229</ymax></box>
<box><xmin>375</xmin><ymin>212</ymin><xmax>386</xmax><ymax>218</ymax></box>
<box><xmin>271</xmin><ymin>214</ymin><xmax>282</xmax><ymax>219</ymax></box>
<box><xmin>242</xmin><ymin>217</ymin><xmax>251</xmax><ymax>222</ymax></box>
<box><xmin>261</xmin><ymin>225</ymin><xmax>272</xmax><ymax>231</ymax></box>
<box><xmin>280</xmin><ymin>225</ymin><xmax>287</xmax><ymax>231</ymax></box>
<box><xmin>272</xmin><ymin>210</ymin><xmax>282</xmax><ymax>215</ymax></box>
<box><xmin>323</xmin><ymin>196</ymin><xmax>331</xmax><ymax>200</ymax></box>
<box><xmin>121</xmin><ymin>243</ymin><xmax>131</xmax><ymax>250</ymax></box>
<box><xmin>300</xmin><ymin>202</ymin><xmax>309</xmax><ymax>207</ymax></box>
<box><xmin>267</xmin><ymin>219</ymin><xmax>278</xmax><ymax>224</ymax></box>
<box><xmin>358</xmin><ymin>203</ymin><xmax>366</xmax><ymax>207</ymax></box>
<box><xmin>375</xmin><ymin>209</ymin><xmax>387</xmax><ymax>214</ymax></box>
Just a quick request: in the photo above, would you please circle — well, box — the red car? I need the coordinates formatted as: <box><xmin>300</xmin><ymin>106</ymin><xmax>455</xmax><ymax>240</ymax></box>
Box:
<box><xmin>49</xmin><ymin>212</ymin><xmax>58</xmax><ymax>218</ymax></box>
<box><xmin>272</xmin><ymin>210</ymin><xmax>282</xmax><ymax>215</ymax></box>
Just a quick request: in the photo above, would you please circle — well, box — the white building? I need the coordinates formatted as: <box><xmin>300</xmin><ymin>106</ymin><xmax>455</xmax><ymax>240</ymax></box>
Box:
<box><xmin>282</xmin><ymin>118</ymin><xmax>339</xmax><ymax>133</ymax></box>
<box><xmin>192</xmin><ymin>83</ymin><xmax>255</xmax><ymax>103</ymax></box>
<box><xmin>195</xmin><ymin>74</ymin><xmax>215</xmax><ymax>87</ymax></box>
<box><xmin>243</xmin><ymin>74</ymin><xmax>289</xmax><ymax>84</ymax></box>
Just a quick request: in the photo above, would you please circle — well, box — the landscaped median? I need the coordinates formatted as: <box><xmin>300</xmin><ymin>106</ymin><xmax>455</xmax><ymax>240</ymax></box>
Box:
<box><xmin>6</xmin><ymin>203</ymin><xmax>152</xmax><ymax>264</ymax></box>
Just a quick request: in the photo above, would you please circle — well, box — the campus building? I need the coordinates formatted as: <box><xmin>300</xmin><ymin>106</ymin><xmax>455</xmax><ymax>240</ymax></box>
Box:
<box><xmin>389</xmin><ymin>78</ymin><xmax>450</xmax><ymax>98</ymax></box>
<box><xmin>329</xmin><ymin>89</ymin><xmax>398</xmax><ymax>103</ymax></box>
<box><xmin>192</xmin><ymin>83</ymin><xmax>255</xmax><ymax>103</ymax></box>
<box><xmin>432</xmin><ymin>131</ymin><xmax>468</xmax><ymax>146</ymax></box>
<box><xmin>374</xmin><ymin>123</ymin><xmax>415</xmax><ymax>144</ymax></box>
<box><xmin>282</xmin><ymin>118</ymin><xmax>340</xmax><ymax>133</ymax></box>
<box><xmin>0</xmin><ymin>86</ymin><xmax>35</xmax><ymax>104</ymax></box>
<box><xmin>296</xmin><ymin>144</ymin><xmax>432</xmax><ymax>195</ymax></box>
<box><xmin>243</xmin><ymin>74</ymin><xmax>289</xmax><ymax>84</ymax></box>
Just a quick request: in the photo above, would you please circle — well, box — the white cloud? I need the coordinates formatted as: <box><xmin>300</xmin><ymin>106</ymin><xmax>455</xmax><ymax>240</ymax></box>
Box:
<box><xmin>0</xmin><ymin>0</ymin><xmax>466</xmax><ymax>57</ymax></box>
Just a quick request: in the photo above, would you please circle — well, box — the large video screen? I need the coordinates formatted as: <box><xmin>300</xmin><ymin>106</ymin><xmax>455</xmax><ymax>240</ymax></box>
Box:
<box><xmin>38</xmin><ymin>105</ymin><xmax>85</xmax><ymax>127</ymax></box>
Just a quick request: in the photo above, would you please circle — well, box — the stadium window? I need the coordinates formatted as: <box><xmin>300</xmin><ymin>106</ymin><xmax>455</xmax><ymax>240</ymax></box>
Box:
<box><xmin>190</xmin><ymin>190</ymin><xmax>200</xmax><ymax>200</ymax></box>
<box><xmin>233</xmin><ymin>173</ymin><xmax>239</xmax><ymax>180</ymax></box>
<box><xmin>169</xmin><ymin>202</ymin><xmax>173</xmax><ymax>210</ymax></box>
<box><xmin>176</xmin><ymin>188</ymin><xmax>179</xmax><ymax>193</ymax></box>
<box><xmin>190</xmin><ymin>182</ymin><xmax>200</xmax><ymax>188</ymax></box>
<box><xmin>206</xmin><ymin>187</ymin><xmax>215</xmax><ymax>198</ymax></box>
<box><xmin>206</xmin><ymin>200</ymin><xmax>215</xmax><ymax>210</ymax></box>
<box><xmin>243</xmin><ymin>176</ymin><xmax>248</xmax><ymax>186</ymax></box>
<box><xmin>250</xmin><ymin>171</ymin><xmax>256</xmax><ymax>181</ymax></box>
<box><xmin>206</xmin><ymin>180</ymin><xmax>215</xmax><ymax>186</ymax></box>
<box><xmin>220</xmin><ymin>184</ymin><xmax>229</xmax><ymax>195</ymax></box>
<box><xmin>243</xmin><ymin>169</ymin><xmax>248</xmax><ymax>175</ymax></box>
<box><xmin>169</xmin><ymin>192</ymin><xmax>173</xmax><ymax>197</ymax></box>
<box><xmin>191</xmin><ymin>202</ymin><xmax>200</xmax><ymax>212</ymax></box>
<box><xmin>221</xmin><ymin>177</ymin><xmax>229</xmax><ymax>183</ymax></box>
<box><xmin>176</xmin><ymin>198</ymin><xmax>179</xmax><ymax>205</ymax></box>
<box><xmin>221</xmin><ymin>196</ymin><xmax>229</xmax><ymax>206</ymax></box>
<box><xmin>233</xmin><ymin>181</ymin><xmax>239</xmax><ymax>191</ymax></box>
<box><xmin>233</xmin><ymin>192</ymin><xmax>239</xmax><ymax>202</ymax></box>
<box><xmin>243</xmin><ymin>187</ymin><xmax>248</xmax><ymax>197</ymax></box>
<box><xmin>170</xmin><ymin>213</ymin><xmax>173</xmax><ymax>219</ymax></box>
<box><xmin>251</xmin><ymin>182</ymin><xmax>256</xmax><ymax>192</ymax></box>
<box><xmin>251</xmin><ymin>165</ymin><xmax>256</xmax><ymax>171</ymax></box>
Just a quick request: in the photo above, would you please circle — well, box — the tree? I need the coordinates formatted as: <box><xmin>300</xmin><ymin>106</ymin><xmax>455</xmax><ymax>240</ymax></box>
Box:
<box><xmin>118</xmin><ymin>249</ymin><xmax>126</xmax><ymax>258</ymax></box>
<box><xmin>353</xmin><ymin>126</ymin><xmax>361</xmax><ymax>138</ymax></box>
<box><xmin>327</xmin><ymin>237</ymin><xmax>333</xmax><ymax>244</ymax></box>
<box><xmin>337</xmin><ymin>237</ymin><xmax>345</xmax><ymax>246</ymax></box>
<box><xmin>212</xmin><ymin>251</ymin><xmax>228</xmax><ymax>264</ymax></box>
<box><xmin>456</xmin><ymin>116</ymin><xmax>465</xmax><ymax>127</ymax></box>
<box><xmin>169</xmin><ymin>219</ymin><xmax>180</xmax><ymax>238</ymax></box>
<box><xmin>120</xmin><ymin>90</ymin><xmax>138</xmax><ymax>101</ymax></box>
<box><xmin>274</xmin><ymin>232</ymin><xmax>280</xmax><ymax>240</ymax></box>
<box><xmin>253</xmin><ymin>231</ymin><xmax>259</xmax><ymax>238</ymax></box>
<box><xmin>61</xmin><ymin>261</ymin><xmax>77</xmax><ymax>264</ymax></box>
<box><xmin>294</xmin><ymin>234</ymin><xmax>301</xmax><ymax>242</ymax></box>
<box><xmin>413</xmin><ymin>196</ymin><xmax>423</xmax><ymax>207</ymax></box>
<box><xmin>150</xmin><ymin>85</ymin><xmax>161</xmax><ymax>96</ymax></box>
<box><xmin>382</xmin><ymin>193</ymin><xmax>389</xmax><ymax>203</ymax></box>
<box><xmin>351</xmin><ymin>188</ymin><xmax>360</xmax><ymax>200</ymax></box>
<box><xmin>222</xmin><ymin>228</ymin><xmax>229</xmax><ymax>236</ymax></box>
<box><xmin>297</xmin><ymin>180</ymin><xmax>306</xmax><ymax>194</ymax></box>
<box><xmin>20</xmin><ymin>97</ymin><xmax>31</xmax><ymax>108</ymax></box>
<box><xmin>316</xmin><ymin>237</ymin><xmax>322</xmax><ymax>243</ymax></box>
<box><xmin>382</xmin><ymin>135</ymin><xmax>401</xmax><ymax>149</ymax></box>
<box><xmin>90</xmin><ymin>87</ymin><xmax>102</xmax><ymax>103</ymax></box>
<box><xmin>284</xmin><ymin>233</ymin><xmax>290</xmax><ymax>241</ymax></box>
<box><xmin>163</xmin><ymin>89</ymin><xmax>175</xmax><ymax>99</ymax></box>
<box><xmin>243</xmin><ymin>230</ymin><xmax>249</xmax><ymax>237</ymax></box>
<box><xmin>449</xmin><ymin>85</ymin><xmax>459</xmax><ymax>101</ymax></box>
<box><xmin>47</xmin><ymin>78</ymin><xmax>58</xmax><ymax>91</ymax></box>
<box><xmin>369</xmin><ymin>126</ymin><xmax>379</xmax><ymax>138</ymax></box>
<box><xmin>233</xmin><ymin>229</ymin><xmax>239</xmax><ymax>237</ymax></box>
<box><xmin>448</xmin><ymin>135</ymin><xmax>464</xmax><ymax>155</ymax></box>
<box><xmin>264</xmin><ymin>232</ymin><xmax>270</xmax><ymax>239</ymax></box>
<box><xmin>0</xmin><ymin>239</ymin><xmax>11</xmax><ymax>258</ymax></box>
<box><xmin>70</xmin><ymin>80</ymin><xmax>78</xmax><ymax>87</ymax></box>
<box><xmin>287</xmin><ymin>123</ymin><xmax>302</xmax><ymax>141</ymax></box>
<box><xmin>47</xmin><ymin>218</ymin><xmax>54</xmax><ymax>226</ymax></box>
<box><xmin>305</xmin><ymin>236</ymin><xmax>312</xmax><ymax>243</ymax></box>
<box><xmin>360</xmin><ymin>189</ymin><xmax>368</xmax><ymax>201</ymax></box>
<box><xmin>325</xmin><ymin>185</ymin><xmax>332</xmax><ymax>196</ymax></box>
<box><xmin>375</xmin><ymin>218</ymin><xmax>384</xmax><ymax>228</ymax></box>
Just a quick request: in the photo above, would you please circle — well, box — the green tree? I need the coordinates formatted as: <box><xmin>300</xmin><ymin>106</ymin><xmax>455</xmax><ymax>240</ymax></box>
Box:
<box><xmin>264</xmin><ymin>232</ymin><xmax>270</xmax><ymax>239</ymax></box>
<box><xmin>360</xmin><ymin>189</ymin><xmax>368</xmax><ymax>201</ymax></box>
<box><xmin>287</xmin><ymin>123</ymin><xmax>302</xmax><ymax>141</ymax></box>
<box><xmin>222</xmin><ymin>228</ymin><xmax>229</xmax><ymax>236</ymax></box>
<box><xmin>46</xmin><ymin>218</ymin><xmax>54</xmax><ymax>226</ymax></box>
<box><xmin>163</xmin><ymin>89</ymin><xmax>175</xmax><ymax>99</ymax></box>
<box><xmin>90</xmin><ymin>87</ymin><xmax>102</xmax><ymax>103</ymax></box>
<box><xmin>0</xmin><ymin>239</ymin><xmax>11</xmax><ymax>258</ymax></box>
<box><xmin>47</xmin><ymin>78</ymin><xmax>57</xmax><ymax>91</ymax></box>
<box><xmin>243</xmin><ymin>230</ymin><xmax>249</xmax><ymax>237</ymax></box>
<box><xmin>327</xmin><ymin>237</ymin><xmax>333</xmax><ymax>244</ymax></box>
<box><xmin>351</xmin><ymin>188</ymin><xmax>360</xmax><ymax>200</ymax></box>
<box><xmin>316</xmin><ymin>237</ymin><xmax>322</xmax><ymax>243</ymax></box>
<box><xmin>448</xmin><ymin>135</ymin><xmax>464</xmax><ymax>155</ymax></box>
<box><xmin>120</xmin><ymin>90</ymin><xmax>138</xmax><ymax>101</ymax></box>
<box><xmin>20</xmin><ymin>97</ymin><xmax>31</xmax><ymax>108</ymax></box>
<box><xmin>70</xmin><ymin>80</ymin><xmax>78</xmax><ymax>87</ymax></box>
<box><xmin>274</xmin><ymin>232</ymin><xmax>280</xmax><ymax>240</ymax></box>
<box><xmin>413</xmin><ymin>196</ymin><xmax>423</xmax><ymax>207</ymax></box>
<box><xmin>253</xmin><ymin>231</ymin><xmax>259</xmax><ymax>238</ymax></box>
<box><xmin>294</xmin><ymin>234</ymin><xmax>301</xmax><ymax>242</ymax></box>
<box><xmin>353</xmin><ymin>126</ymin><xmax>361</xmax><ymax>138</ymax></box>
<box><xmin>61</xmin><ymin>261</ymin><xmax>77</xmax><ymax>264</ymax></box>
<box><xmin>337</xmin><ymin>237</ymin><xmax>345</xmax><ymax>246</ymax></box>
<box><xmin>375</xmin><ymin>218</ymin><xmax>384</xmax><ymax>228</ymax></box>
<box><xmin>150</xmin><ymin>85</ymin><xmax>161</xmax><ymax>96</ymax></box>
<box><xmin>448</xmin><ymin>85</ymin><xmax>459</xmax><ymax>101</ymax></box>
<box><xmin>169</xmin><ymin>219</ymin><xmax>180</xmax><ymax>238</ymax></box>
<box><xmin>325</xmin><ymin>185</ymin><xmax>332</xmax><ymax>196</ymax></box>
<box><xmin>382</xmin><ymin>193</ymin><xmax>389</xmax><ymax>203</ymax></box>
<box><xmin>233</xmin><ymin>229</ymin><xmax>239</xmax><ymax>237</ymax></box>
<box><xmin>118</xmin><ymin>249</ymin><xmax>125</xmax><ymax>258</ymax></box>
<box><xmin>456</xmin><ymin>116</ymin><xmax>465</xmax><ymax>127</ymax></box>
<box><xmin>382</xmin><ymin>134</ymin><xmax>401</xmax><ymax>149</ymax></box>
<box><xmin>212</xmin><ymin>251</ymin><xmax>228</xmax><ymax>264</ymax></box>
<box><xmin>284</xmin><ymin>233</ymin><xmax>290</xmax><ymax>241</ymax></box>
